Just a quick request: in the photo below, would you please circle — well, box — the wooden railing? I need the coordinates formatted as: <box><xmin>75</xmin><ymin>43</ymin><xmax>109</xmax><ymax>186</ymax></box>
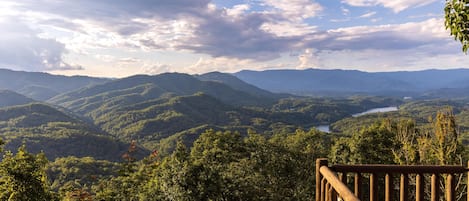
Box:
<box><xmin>316</xmin><ymin>158</ymin><xmax>469</xmax><ymax>201</ymax></box>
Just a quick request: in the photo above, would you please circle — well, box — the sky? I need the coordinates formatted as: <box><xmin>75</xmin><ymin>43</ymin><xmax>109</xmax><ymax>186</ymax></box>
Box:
<box><xmin>0</xmin><ymin>0</ymin><xmax>467</xmax><ymax>78</ymax></box>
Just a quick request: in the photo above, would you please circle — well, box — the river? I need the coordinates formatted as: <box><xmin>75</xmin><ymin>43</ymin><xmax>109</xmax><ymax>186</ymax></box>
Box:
<box><xmin>315</xmin><ymin>106</ymin><xmax>399</xmax><ymax>133</ymax></box>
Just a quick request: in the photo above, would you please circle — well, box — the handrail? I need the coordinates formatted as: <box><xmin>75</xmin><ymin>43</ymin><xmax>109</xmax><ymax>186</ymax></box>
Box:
<box><xmin>319</xmin><ymin>166</ymin><xmax>360</xmax><ymax>201</ymax></box>
<box><xmin>332</xmin><ymin>164</ymin><xmax>468</xmax><ymax>174</ymax></box>
<box><xmin>315</xmin><ymin>158</ymin><xmax>469</xmax><ymax>201</ymax></box>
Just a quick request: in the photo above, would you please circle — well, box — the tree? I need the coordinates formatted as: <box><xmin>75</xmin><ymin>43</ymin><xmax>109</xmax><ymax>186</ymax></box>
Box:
<box><xmin>445</xmin><ymin>0</ymin><xmax>469</xmax><ymax>53</ymax></box>
<box><xmin>0</xmin><ymin>145</ymin><xmax>57</xmax><ymax>201</ymax></box>
<box><xmin>348</xmin><ymin>120</ymin><xmax>397</xmax><ymax>164</ymax></box>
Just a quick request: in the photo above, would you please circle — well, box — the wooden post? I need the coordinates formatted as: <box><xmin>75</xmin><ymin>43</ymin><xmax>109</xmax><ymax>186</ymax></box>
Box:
<box><xmin>354</xmin><ymin>173</ymin><xmax>362</xmax><ymax>199</ymax></box>
<box><xmin>431</xmin><ymin>174</ymin><xmax>439</xmax><ymax>201</ymax></box>
<box><xmin>467</xmin><ymin>161</ymin><xmax>469</xmax><ymax>201</ymax></box>
<box><xmin>416</xmin><ymin>174</ymin><xmax>424</xmax><ymax>201</ymax></box>
<box><xmin>385</xmin><ymin>173</ymin><xmax>393</xmax><ymax>201</ymax></box>
<box><xmin>316</xmin><ymin>159</ymin><xmax>328</xmax><ymax>201</ymax></box>
<box><xmin>370</xmin><ymin>173</ymin><xmax>377</xmax><ymax>201</ymax></box>
<box><xmin>446</xmin><ymin>174</ymin><xmax>454</xmax><ymax>201</ymax></box>
<box><xmin>400</xmin><ymin>174</ymin><xmax>408</xmax><ymax>201</ymax></box>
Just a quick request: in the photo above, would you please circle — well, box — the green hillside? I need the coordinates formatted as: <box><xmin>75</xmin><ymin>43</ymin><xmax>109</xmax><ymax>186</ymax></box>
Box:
<box><xmin>197</xmin><ymin>72</ymin><xmax>287</xmax><ymax>100</ymax></box>
<box><xmin>0</xmin><ymin>103</ymin><xmax>146</xmax><ymax>161</ymax></box>
<box><xmin>50</xmin><ymin>73</ymin><xmax>275</xmax><ymax>110</ymax></box>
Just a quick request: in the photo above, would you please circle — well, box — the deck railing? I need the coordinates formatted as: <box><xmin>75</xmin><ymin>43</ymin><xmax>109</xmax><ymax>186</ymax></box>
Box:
<box><xmin>316</xmin><ymin>158</ymin><xmax>469</xmax><ymax>201</ymax></box>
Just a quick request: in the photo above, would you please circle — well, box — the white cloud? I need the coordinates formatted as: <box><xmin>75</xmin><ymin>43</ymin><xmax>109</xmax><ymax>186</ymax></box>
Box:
<box><xmin>225</xmin><ymin>4</ymin><xmax>250</xmax><ymax>17</ymax></box>
<box><xmin>261</xmin><ymin>22</ymin><xmax>317</xmax><ymax>37</ymax></box>
<box><xmin>140</xmin><ymin>63</ymin><xmax>173</xmax><ymax>75</ymax></box>
<box><xmin>262</xmin><ymin>0</ymin><xmax>323</xmax><ymax>20</ymax></box>
<box><xmin>342</xmin><ymin>0</ymin><xmax>438</xmax><ymax>12</ymax></box>
<box><xmin>310</xmin><ymin>18</ymin><xmax>449</xmax><ymax>51</ymax></box>
<box><xmin>359</xmin><ymin>11</ymin><xmax>377</xmax><ymax>18</ymax></box>
<box><xmin>341</xmin><ymin>7</ymin><xmax>351</xmax><ymax>16</ymax></box>
<box><xmin>297</xmin><ymin>49</ymin><xmax>320</xmax><ymax>69</ymax></box>
<box><xmin>0</xmin><ymin>18</ymin><xmax>80</xmax><ymax>71</ymax></box>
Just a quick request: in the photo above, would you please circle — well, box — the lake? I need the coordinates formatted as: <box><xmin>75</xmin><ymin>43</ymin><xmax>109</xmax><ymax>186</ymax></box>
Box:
<box><xmin>316</xmin><ymin>125</ymin><xmax>330</xmax><ymax>133</ymax></box>
<box><xmin>316</xmin><ymin>106</ymin><xmax>399</xmax><ymax>133</ymax></box>
<box><xmin>352</xmin><ymin>106</ymin><xmax>398</xmax><ymax>117</ymax></box>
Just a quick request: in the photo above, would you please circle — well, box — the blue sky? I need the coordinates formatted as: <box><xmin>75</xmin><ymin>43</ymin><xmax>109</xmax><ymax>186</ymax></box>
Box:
<box><xmin>0</xmin><ymin>0</ymin><xmax>466</xmax><ymax>77</ymax></box>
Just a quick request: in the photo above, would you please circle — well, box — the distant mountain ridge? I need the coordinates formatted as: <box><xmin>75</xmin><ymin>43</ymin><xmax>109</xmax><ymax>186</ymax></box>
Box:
<box><xmin>0</xmin><ymin>90</ymin><xmax>35</xmax><ymax>107</ymax></box>
<box><xmin>0</xmin><ymin>68</ymin><xmax>109</xmax><ymax>100</ymax></box>
<box><xmin>233</xmin><ymin>68</ymin><xmax>469</xmax><ymax>97</ymax></box>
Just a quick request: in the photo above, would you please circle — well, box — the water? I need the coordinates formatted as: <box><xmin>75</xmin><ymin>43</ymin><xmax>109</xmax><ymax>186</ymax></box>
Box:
<box><xmin>316</xmin><ymin>106</ymin><xmax>399</xmax><ymax>132</ymax></box>
<box><xmin>316</xmin><ymin>125</ymin><xmax>330</xmax><ymax>133</ymax></box>
<box><xmin>352</xmin><ymin>106</ymin><xmax>398</xmax><ymax>117</ymax></box>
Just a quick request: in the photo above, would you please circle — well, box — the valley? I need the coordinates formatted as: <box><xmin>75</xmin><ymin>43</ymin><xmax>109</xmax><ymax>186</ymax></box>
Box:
<box><xmin>0</xmin><ymin>68</ymin><xmax>468</xmax><ymax>199</ymax></box>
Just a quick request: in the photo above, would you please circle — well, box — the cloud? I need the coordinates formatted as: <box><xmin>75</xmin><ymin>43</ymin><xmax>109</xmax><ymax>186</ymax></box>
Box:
<box><xmin>342</xmin><ymin>0</ymin><xmax>438</xmax><ymax>12</ymax></box>
<box><xmin>11</xmin><ymin>0</ymin><xmax>302</xmax><ymax>61</ymax></box>
<box><xmin>3</xmin><ymin>0</ymin><xmax>458</xmax><ymax>75</ymax></box>
<box><xmin>225</xmin><ymin>4</ymin><xmax>250</xmax><ymax>17</ymax></box>
<box><xmin>0</xmin><ymin>18</ymin><xmax>79</xmax><ymax>71</ymax></box>
<box><xmin>261</xmin><ymin>0</ymin><xmax>323</xmax><ymax>20</ymax></box>
<box><xmin>305</xmin><ymin>18</ymin><xmax>449</xmax><ymax>51</ymax></box>
<box><xmin>297</xmin><ymin>49</ymin><xmax>320</xmax><ymax>69</ymax></box>
<box><xmin>359</xmin><ymin>11</ymin><xmax>377</xmax><ymax>18</ymax></box>
<box><xmin>177</xmin><ymin>12</ymin><xmax>299</xmax><ymax>60</ymax></box>
<box><xmin>140</xmin><ymin>63</ymin><xmax>173</xmax><ymax>75</ymax></box>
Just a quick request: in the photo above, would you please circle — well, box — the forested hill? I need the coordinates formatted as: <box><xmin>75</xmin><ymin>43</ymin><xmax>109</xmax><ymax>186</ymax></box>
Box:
<box><xmin>0</xmin><ymin>103</ymin><xmax>143</xmax><ymax>161</ymax></box>
<box><xmin>49</xmin><ymin>72</ymin><xmax>279</xmax><ymax>112</ymax></box>
<box><xmin>196</xmin><ymin>72</ymin><xmax>288</xmax><ymax>100</ymax></box>
<box><xmin>0</xmin><ymin>68</ymin><xmax>109</xmax><ymax>100</ymax></box>
<box><xmin>234</xmin><ymin>68</ymin><xmax>469</xmax><ymax>96</ymax></box>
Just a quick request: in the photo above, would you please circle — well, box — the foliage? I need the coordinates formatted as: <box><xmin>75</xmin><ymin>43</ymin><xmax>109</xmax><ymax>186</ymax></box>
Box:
<box><xmin>331</xmin><ymin>109</ymin><xmax>465</xmax><ymax>166</ymax></box>
<box><xmin>445</xmin><ymin>0</ymin><xmax>469</xmax><ymax>53</ymax></box>
<box><xmin>0</xmin><ymin>145</ymin><xmax>58</xmax><ymax>201</ymax></box>
<box><xmin>91</xmin><ymin>128</ymin><xmax>329</xmax><ymax>200</ymax></box>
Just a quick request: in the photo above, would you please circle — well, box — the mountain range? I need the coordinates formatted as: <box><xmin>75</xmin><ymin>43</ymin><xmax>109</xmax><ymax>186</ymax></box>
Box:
<box><xmin>1</xmin><ymin>67</ymin><xmax>468</xmax><ymax>160</ymax></box>
<box><xmin>234</xmin><ymin>68</ymin><xmax>469</xmax><ymax>97</ymax></box>
<box><xmin>0</xmin><ymin>68</ymin><xmax>108</xmax><ymax>100</ymax></box>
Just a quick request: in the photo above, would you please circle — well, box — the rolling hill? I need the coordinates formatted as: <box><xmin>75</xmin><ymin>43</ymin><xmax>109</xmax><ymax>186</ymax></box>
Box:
<box><xmin>196</xmin><ymin>72</ymin><xmax>288</xmax><ymax>100</ymax></box>
<box><xmin>50</xmin><ymin>73</ymin><xmax>277</xmax><ymax>110</ymax></box>
<box><xmin>0</xmin><ymin>103</ymin><xmax>145</xmax><ymax>161</ymax></box>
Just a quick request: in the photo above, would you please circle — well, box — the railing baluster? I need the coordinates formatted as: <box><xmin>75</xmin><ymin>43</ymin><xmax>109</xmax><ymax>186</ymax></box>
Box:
<box><xmin>446</xmin><ymin>174</ymin><xmax>454</xmax><ymax>201</ymax></box>
<box><xmin>400</xmin><ymin>174</ymin><xmax>408</xmax><ymax>201</ymax></box>
<box><xmin>385</xmin><ymin>173</ymin><xmax>392</xmax><ymax>201</ymax></box>
<box><xmin>330</xmin><ymin>184</ymin><xmax>338</xmax><ymax>201</ymax></box>
<box><xmin>339</xmin><ymin>172</ymin><xmax>347</xmax><ymax>200</ymax></box>
<box><xmin>316</xmin><ymin>159</ymin><xmax>328</xmax><ymax>201</ymax></box>
<box><xmin>315</xmin><ymin>159</ymin><xmax>468</xmax><ymax>201</ymax></box>
<box><xmin>431</xmin><ymin>174</ymin><xmax>439</xmax><ymax>201</ymax></box>
<box><xmin>416</xmin><ymin>174</ymin><xmax>424</xmax><ymax>201</ymax></box>
<box><xmin>370</xmin><ymin>173</ymin><xmax>377</xmax><ymax>201</ymax></box>
<box><xmin>321</xmin><ymin>178</ymin><xmax>326</xmax><ymax>201</ymax></box>
<box><xmin>354</xmin><ymin>173</ymin><xmax>362</xmax><ymax>199</ymax></box>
